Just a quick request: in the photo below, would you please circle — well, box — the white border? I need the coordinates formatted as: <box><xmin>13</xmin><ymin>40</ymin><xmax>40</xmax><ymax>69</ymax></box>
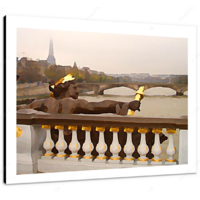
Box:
<box><xmin>6</xmin><ymin>15</ymin><xmax>196</xmax><ymax>184</ymax></box>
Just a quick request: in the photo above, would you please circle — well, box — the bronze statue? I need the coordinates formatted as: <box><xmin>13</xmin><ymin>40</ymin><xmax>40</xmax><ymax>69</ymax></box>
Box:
<box><xmin>17</xmin><ymin>75</ymin><xmax>141</xmax><ymax>115</ymax></box>
<box><xmin>17</xmin><ymin>74</ymin><xmax>167</xmax><ymax>158</ymax></box>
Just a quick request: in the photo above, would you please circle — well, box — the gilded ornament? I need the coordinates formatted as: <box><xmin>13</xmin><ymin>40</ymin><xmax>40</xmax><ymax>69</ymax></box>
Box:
<box><xmin>82</xmin><ymin>126</ymin><xmax>91</xmax><ymax>131</ymax></box>
<box><xmin>152</xmin><ymin>128</ymin><xmax>163</xmax><ymax>134</ymax></box>
<box><xmin>68</xmin><ymin>126</ymin><xmax>77</xmax><ymax>131</ymax></box>
<box><xmin>138</xmin><ymin>127</ymin><xmax>149</xmax><ymax>133</ymax></box>
<box><xmin>44</xmin><ymin>153</ymin><xmax>54</xmax><ymax>156</ymax></box>
<box><xmin>109</xmin><ymin>127</ymin><xmax>119</xmax><ymax>132</ymax></box>
<box><xmin>95</xmin><ymin>127</ymin><xmax>105</xmax><ymax>132</ymax></box>
<box><xmin>55</xmin><ymin>125</ymin><xmax>64</xmax><ymax>130</ymax></box>
<box><xmin>110</xmin><ymin>156</ymin><xmax>121</xmax><ymax>160</ymax></box>
<box><xmin>83</xmin><ymin>155</ymin><xmax>94</xmax><ymax>159</ymax></box>
<box><xmin>152</xmin><ymin>158</ymin><xmax>162</xmax><ymax>162</ymax></box>
<box><xmin>128</xmin><ymin>86</ymin><xmax>145</xmax><ymax>116</ymax></box>
<box><xmin>56</xmin><ymin>154</ymin><xmax>67</xmax><ymax>157</ymax></box>
<box><xmin>16</xmin><ymin>126</ymin><xmax>23</xmax><ymax>138</ymax></box>
<box><xmin>42</xmin><ymin>125</ymin><xmax>51</xmax><ymax>129</ymax></box>
<box><xmin>96</xmin><ymin>156</ymin><xmax>107</xmax><ymax>160</ymax></box>
<box><xmin>124</xmin><ymin>157</ymin><xmax>135</xmax><ymax>161</ymax></box>
<box><xmin>138</xmin><ymin>157</ymin><xmax>149</xmax><ymax>161</ymax></box>
<box><xmin>166</xmin><ymin>128</ymin><xmax>176</xmax><ymax>134</ymax></box>
<box><xmin>135</xmin><ymin>86</ymin><xmax>145</xmax><ymax>100</ymax></box>
<box><xmin>165</xmin><ymin>158</ymin><xmax>176</xmax><ymax>162</ymax></box>
<box><xmin>51</xmin><ymin>74</ymin><xmax>75</xmax><ymax>89</ymax></box>
<box><xmin>124</xmin><ymin>127</ymin><xmax>134</xmax><ymax>132</ymax></box>
<box><xmin>127</xmin><ymin>110</ymin><xmax>135</xmax><ymax>115</ymax></box>
<box><xmin>69</xmin><ymin>154</ymin><xmax>80</xmax><ymax>158</ymax></box>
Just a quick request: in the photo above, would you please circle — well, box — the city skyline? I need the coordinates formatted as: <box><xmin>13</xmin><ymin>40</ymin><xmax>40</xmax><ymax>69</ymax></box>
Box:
<box><xmin>17</xmin><ymin>28</ymin><xmax>188</xmax><ymax>75</ymax></box>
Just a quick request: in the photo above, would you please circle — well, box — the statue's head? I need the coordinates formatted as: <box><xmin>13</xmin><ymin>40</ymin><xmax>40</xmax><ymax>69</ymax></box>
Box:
<box><xmin>49</xmin><ymin>74</ymin><xmax>79</xmax><ymax>99</ymax></box>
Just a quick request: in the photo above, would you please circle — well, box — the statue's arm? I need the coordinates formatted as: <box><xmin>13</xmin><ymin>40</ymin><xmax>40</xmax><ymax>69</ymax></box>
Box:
<box><xmin>72</xmin><ymin>99</ymin><xmax>140</xmax><ymax>115</ymax></box>
<box><xmin>17</xmin><ymin>99</ymin><xmax>45</xmax><ymax>111</ymax></box>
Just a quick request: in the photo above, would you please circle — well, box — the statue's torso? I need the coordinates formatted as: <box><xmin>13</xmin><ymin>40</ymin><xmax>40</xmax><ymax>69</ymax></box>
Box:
<box><xmin>38</xmin><ymin>97</ymin><xmax>76</xmax><ymax>114</ymax></box>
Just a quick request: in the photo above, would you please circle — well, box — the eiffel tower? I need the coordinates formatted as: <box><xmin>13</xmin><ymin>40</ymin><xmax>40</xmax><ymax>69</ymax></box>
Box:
<box><xmin>46</xmin><ymin>39</ymin><xmax>56</xmax><ymax>65</ymax></box>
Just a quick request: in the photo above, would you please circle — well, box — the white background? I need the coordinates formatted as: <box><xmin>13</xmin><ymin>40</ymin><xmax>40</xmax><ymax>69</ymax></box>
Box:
<box><xmin>0</xmin><ymin>0</ymin><xmax>199</xmax><ymax>200</ymax></box>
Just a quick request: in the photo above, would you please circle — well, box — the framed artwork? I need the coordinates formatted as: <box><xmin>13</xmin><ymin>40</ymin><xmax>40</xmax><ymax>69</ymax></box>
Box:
<box><xmin>4</xmin><ymin>15</ymin><xmax>196</xmax><ymax>184</ymax></box>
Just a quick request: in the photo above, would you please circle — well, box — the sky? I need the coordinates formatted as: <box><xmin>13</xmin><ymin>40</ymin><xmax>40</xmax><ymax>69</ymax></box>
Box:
<box><xmin>17</xmin><ymin>28</ymin><xmax>188</xmax><ymax>75</ymax></box>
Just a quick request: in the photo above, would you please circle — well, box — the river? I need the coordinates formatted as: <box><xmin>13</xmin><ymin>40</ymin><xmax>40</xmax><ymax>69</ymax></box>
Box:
<box><xmin>81</xmin><ymin>87</ymin><xmax>188</xmax><ymax>118</ymax></box>
<box><xmin>81</xmin><ymin>87</ymin><xmax>188</xmax><ymax>160</ymax></box>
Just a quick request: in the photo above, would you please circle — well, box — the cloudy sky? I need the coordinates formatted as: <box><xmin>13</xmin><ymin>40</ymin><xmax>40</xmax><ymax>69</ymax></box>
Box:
<box><xmin>17</xmin><ymin>28</ymin><xmax>188</xmax><ymax>75</ymax></box>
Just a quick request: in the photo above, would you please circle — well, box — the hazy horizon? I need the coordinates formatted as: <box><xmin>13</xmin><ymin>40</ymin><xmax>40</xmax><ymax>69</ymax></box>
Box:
<box><xmin>17</xmin><ymin>28</ymin><xmax>188</xmax><ymax>75</ymax></box>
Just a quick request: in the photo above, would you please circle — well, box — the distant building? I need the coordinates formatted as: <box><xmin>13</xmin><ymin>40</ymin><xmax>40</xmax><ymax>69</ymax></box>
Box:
<box><xmin>151</xmin><ymin>74</ymin><xmax>171</xmax><ymax>79</ymax></box>
<box><xmin>98</xmin><ymin>72</ymin><xmax>105</xmax><ymax>75</ymax></box>
<box><xmin>130</xmin><ymin>73</ymin><xmax>150</xmax><ymax>78</ymax></box>
<box><xmin>90</xmin><ymin>70</ymin><xmax>98</xmax><ymax>75</ymax></box>
<box><xmin>46</xmin><ymin>39</ymin><xmax>56</xmax><ymax>65</ymax></box>
<box><xmin>58</xmin><ymin>65</ymin><xmax>72</xmax><ymax>71</ymax></box>
<box><xmin>81</xmin><ymin>67</ymin><xmax>90</xmax><ymax>73</ymax></box>
<box><xmin>81</xmin><ymin>67</ymin><xmax>105</xmax><ymax>75</ymax></box>
<box><xmin>73</xmin><ymin>61</ymin><xmax>77</xmax><ymax>68</ymax></box>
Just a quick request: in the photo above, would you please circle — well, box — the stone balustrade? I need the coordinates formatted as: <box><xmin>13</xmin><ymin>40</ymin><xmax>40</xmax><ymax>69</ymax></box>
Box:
<box><xmin>16</xmin><ymin>112</ymin><xmax>188</xmax><ymax>174</ymax></box>
<box><xmin>40</xmin><ymin>125</ymin><xmax>178</xmax><ymax>164</ymax></box>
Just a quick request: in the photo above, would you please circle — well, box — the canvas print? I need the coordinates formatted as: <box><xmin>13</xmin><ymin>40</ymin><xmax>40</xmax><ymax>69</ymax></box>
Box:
<box><xmin>4</xmin><ymin>16</ymin><xmax>196</xmax><ymax>184</ymax></box>
<box><xmin>16</xmin><ymin>28</ymin><xmax>188</xmax><ymax>172</ymax></box>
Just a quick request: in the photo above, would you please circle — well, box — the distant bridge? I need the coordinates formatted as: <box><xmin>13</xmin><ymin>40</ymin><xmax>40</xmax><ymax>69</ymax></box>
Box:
<box><xmin>77</xmin><ymin>82</ymin><xmax>188</xmax><ymax>96</ymax></box>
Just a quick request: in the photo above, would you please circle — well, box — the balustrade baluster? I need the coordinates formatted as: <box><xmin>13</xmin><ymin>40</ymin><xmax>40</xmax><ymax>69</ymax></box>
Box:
<box><xmin>54</xmin><ymin>125</ymin><xmax>68</xmax><ymax>160</ymax></box>
<box><xmin>137</xmin><ymin>128</ymin><xmax>149</xmax><ymax>164</ymax></box>
<box><xmin>41</xmin><ymin>125</ymin><xmax>55</xmax><ymax>159</ymax></box>
<box><xmin>94</xmin><ymin>127</ymin><xmax>107</xmax><ymax>163</ymax></box>
<box><xmin>108</xmin><ymin>127</ymin><xmax>121</xmax><ymax>163</ymax></box>
<box><xmin>122</xmin><ymin>128</ymin><xmax>135</xmax><ymax>164</ymax></box>
<box><xmin>81</xmin><ymin>126</ymin><xmax>94</xmax><ymax>161</ymax></box>
<box><xmin>165</xmin><ymin>128</ymin><xmax>177</xmax><ymax>164</ymax></box>
<box><xmin>68</xmin><ymin>126</ymin><xmax>80</xmax><ymax>161</ymax></box>
<box><xmin>151</xmin><ymin>128</ymin><xmax>163</xmax><ymax>165</ymax></box>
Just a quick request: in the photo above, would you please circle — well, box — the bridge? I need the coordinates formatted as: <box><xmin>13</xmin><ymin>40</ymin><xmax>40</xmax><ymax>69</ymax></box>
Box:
<box><xmin>77</xmin><ymin>82</ymin><xmax>188</xmax><ymax>96</ymax></box>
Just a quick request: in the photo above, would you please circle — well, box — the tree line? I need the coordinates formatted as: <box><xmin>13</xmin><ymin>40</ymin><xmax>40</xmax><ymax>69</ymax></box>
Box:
<box><xmin>17</xmin><ymin>59</ymin><xmax>130</xmax><ymax>84</ymax></box>
<box><xmin>17</xmin><ymin>59</ymin><xmax>47</xmax><ymax>83</ymax></box>
<box><xmin>17</xmin><ymin>58</ymin><xmax>188</xmax><ymax>84</ymax></box>
<box><xmin>44</xmin><ymin>65</ymin><xmax>131</xmax><ymax>83</ymax></box>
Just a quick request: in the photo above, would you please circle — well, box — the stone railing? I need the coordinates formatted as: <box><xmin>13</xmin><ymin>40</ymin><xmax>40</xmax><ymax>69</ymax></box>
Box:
<box><xmin>17</xmin><ymin>111</ymin><xmax>188</xmax><ymax>174</ymax></box>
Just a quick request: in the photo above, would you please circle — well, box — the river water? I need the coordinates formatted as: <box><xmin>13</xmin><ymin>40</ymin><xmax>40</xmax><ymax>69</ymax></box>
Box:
<box><xmin>81</xmin><ymin>87</ymin><xmax>188</xmax><ymax>118</ymax></box>
<box><xmin>81</xmin><ymin>87</ymin><xmax>188</xmax><ymax>160</ymax></box>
